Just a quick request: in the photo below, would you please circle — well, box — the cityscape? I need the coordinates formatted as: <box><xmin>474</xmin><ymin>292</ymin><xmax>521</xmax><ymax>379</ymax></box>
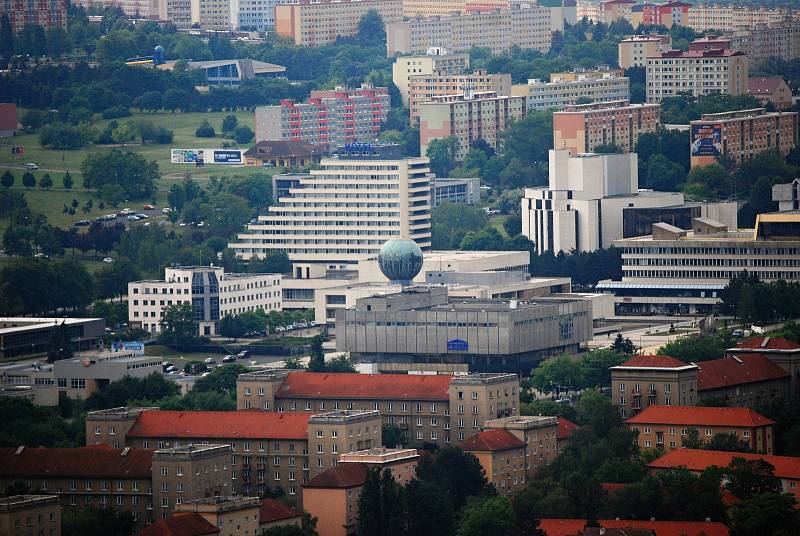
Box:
<box><xmin>1</xmin><ymin>0</ymin><xmax>800</xmax><ymax>535</ymax></box>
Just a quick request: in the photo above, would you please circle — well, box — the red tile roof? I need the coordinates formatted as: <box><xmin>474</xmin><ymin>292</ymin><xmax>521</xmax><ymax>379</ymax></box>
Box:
<box><xmin>459</xmin><ymin>429</ymin><xmax>524</xmax><ymax>452</ymax></box>
<box><xmin>600</xmin><ymin>482</ymin><xmax>628</xmax><ymax>493</ymax></box>
<box><xmin>276</xmin><ymin>372</ymin><xmax>452</xmax><ymax>401</ymax></box>
<box><xmin>303</xmin><ymin>462</ymin><xmax>368</xmax><ymax>489</ymax></box>
<box><xmin>0</xmin><ymin>446</ymin><xmax>153</xmax><ymax>479</ymax></box>
<box><xmin>557</xmin><ymin>417</ymin><xmax>578</xmax><ymax>440</ymax></box>
<box><xmin>600</xmin><ymin>520</ymin><xmax>728</xmax><ymax>536</ymax></box>
<box><xmin>736</xmin><ymin>337</ymin><xmax>800</xmax><ymax>350</ymax></box>
<box><xmin>538</xmin><ymin>519</ymin><xmax>587</xmax><ymax>536</ymax></box>
<box><xmin>259</xmin><ymin>498</ymin><xmax>302</xmax><ymax>525</ymax></box>
<box><xmin>748</xmin><ymin>77</ymin><xmax>786</xmax><ymax>94</ymax></box>
<box><xmin>698</xmin><ymin>354</ymin><xmax>789</xmax><ymax>391</ymax></box>
<box><xmin>127</xmin><ymin>411</ymin><xmax>310</xmax><ymax>440</ymax></box>
<box><xmin>137</xmin><ymin>513</ymin><xmax>220</xmax><ymax>536</ymax></box>
<box><xmin>613</xmin><ymin>355</ymin><xmax>693</xmax><ymax>369</ymax></box>
<box><xmin>648</xmin><ymin>449</ymin><xmax>800</xmax><ymax>481</ymax></box>
<box><xmin>626</xmin><ymin>405</ymin><xmax>775</xmax><ymax>428</ymax></box>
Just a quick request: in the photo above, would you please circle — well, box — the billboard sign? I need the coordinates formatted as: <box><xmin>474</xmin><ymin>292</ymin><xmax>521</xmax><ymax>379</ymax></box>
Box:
<box><xmin>690</xmin><ymin>123</ymin><xmax>722</xmax><ymax>157</ymax></box>
<box><xmin>171</xmin><ymin>149</ymin><xmax>243</xmax><ymax>165</ymax></box>
<box><xmin>111</xmin><ymin>341</ymin><xmax>145</xmax><ymax>355</ymax></box>
<box><xmin>447</xmin><ymin>339</ymin><xmax>468</xmax><ymax>351</ymax></box>
<box><xmin>212</xmin><ymin>150</ymin><xmax>243</xmax><ymax>164</ymax></box>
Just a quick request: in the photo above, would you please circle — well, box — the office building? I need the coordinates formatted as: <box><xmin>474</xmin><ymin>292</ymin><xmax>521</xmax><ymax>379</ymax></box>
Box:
<box><xmin>159</xmin><ymin>59</ymin><xmax>285</xmax><ymax>86</ymax></box>
<box><xmin>386</xmin><ymin>6</ymin><xmax>552</xmax><ymax>57</ymax></box>
<box><xmin>432</xmin><ymin>177</ymin><xmax>481</xmax><ymax>207</ymax></box>
<box><xmin>236</xmin><ymin>369</ymin><xmax>520</xmax><ymax>444</ymax></box>
<box><xmin>392</xmin><ymin>49</ymin><xmax>471</xmax><ymax>105</ymax></box>
<box><xmin>748</xmin><ymin>77</ymin><xmax>793</xmax><ymax>110</ymax></box>
<box><xmin>646</xmin><ymin>48</ymin><xmax>748</xmax><ymax>103</ymax></box>
<box><xmin>687</xmin><ymin>4</ymin><xmax>790</xmax><ymax>32</ymax></box>
<box><xmin>229</xmin><ymin>145</ymin><xmax>432</xmax><ymax>265</ymax></box>
<box><xmin>728</xmin><ymin>22</ymin><xmax>800</xmax><ymax>72</ymax></box>
<box><xmin>618</xmin><ymin>34</ymin><xmax>672</xmax><ymax>69</ymax></box>
<box><xmin>518</xmin><ymin>71</ymin><xmax>630</xmax><ymax>111</ymax></box>
<box><xmin>553</xmin><ymin>100</ymin><xmax>660</xmax><ymax>154</ymax></box>
<box><xmin>521</xmin><ymin>150</ymin><xmax>690</xmax><ymax>254</ymax></box>
<box><xmin>128</xmin><ymin>266</ymin><xmax>282</xmax><ymax>337</ymax></box>
<box><xmin>254</xmin><ymin>86</ymin><xmax>390</xmax><ymax>148</ymax></box>
<box><xmin>0</xmin><ymin>495</ymin><xmax>60</xmax><ymax>536</ymax></box>
<box><xmin>0</xmin><ymin>317</ymin><xmax>104</xmax><ymax>360</ymax></box>
<box><xmin>409</xmin><ymin>71</ymin><xmax>512</xmax><ymax>125</ymax></box>
<box><xmin>689</xmin><ymin>108</ymin><xmax>798</xmax><ymax>169</ymax></box>
<box><xmin>1</xmin><ymin>0</ymin><xmax>67</xmax><ymax>32</ymax></box>
<box><xmin>627</xmin><ymin>405</ymin><xmax>775</xmax><ymax>453</ymax></box>
<box><xmin>598</xmin><ymin>212</ymin><xmax>800</xmax><ymax>315</ymax></box>
<box><xmin>419</xmin><ymin>92</ymin><xmax>526</xmax><ymax>162</ymax></box>
<box><xmin>244</xmin><ymin>141</ymin><xmax>327</xmax><ymax>169</ymax></box>
<box><xmin>275</xmin><ymin>0</ymin><xmax>403</xmax><ymax>46</ymax></box>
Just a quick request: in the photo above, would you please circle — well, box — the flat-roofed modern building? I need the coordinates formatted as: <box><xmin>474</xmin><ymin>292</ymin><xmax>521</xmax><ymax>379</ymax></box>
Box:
<box><xmin>0</xmin><ymin>317</ymin><xmax>104</xmax><ymax>360</ymax></box>
<box><xmin>409</xmin><ymin>71</ymin><xmax>512</xmax><ymax>125</ymax></box>
<box><xmin>392</xmin><ymin>49</ymin><xmax>471</xmax><ymax>105</ymax></box>
<box><xmin>229</xmin><ymin>145</ymin><xmax>433</xmax><ymax>265</ymax></box>
<box><xmin>618</xmin><ymin>34</ymin><xmax>672</xmax><ymax>68</ymax></box>
<box><xmin>553</xmin><ymin>100</ymin><xmax>660</xmax><ymax>154</ymax></box>
<box><xmin>0</xmin><ymin>495</ymin><xmax>61</xmax><ymax>536</ymax></box>
<box><xmin>518</xmin><ymin>71</ymin><xmax>630</xmax><ymax>111</ymax></box>
<box><xmin>646</xmin><ymin>48</ymin><xmax>748</xmax><ymax>103</ymax></box>
<box><xmin>433</xmin><ymin>177</ymin><xmax>481</xmax><ymax>207</ymax></box>
<box><xmin>128</xmin><ymin>266</ymin><xmax>282</xmax><ymax>336</ymax></box>
<box><xmin>159</xmin><ymin>59</ymin><xmax>286</xmax><ymax>85</ymax></box>
<box><xmin>687</xmin><ymin>4</ymin><xmax>790</xmax><ymax>32</ymax></box>
<box><xmin>335</xmin><ymin>285</ymin><xmax>591</xmax><ymax>373</ymax></box>
<box><xmin>275</xmin><ymin>0</ymin><xmax>403</xmax><ymax>46</ymax></box>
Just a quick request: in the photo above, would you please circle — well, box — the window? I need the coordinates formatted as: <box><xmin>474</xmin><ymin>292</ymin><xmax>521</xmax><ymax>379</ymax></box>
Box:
<box><xmin>161</xmin><ymin>498</ymin><xmax>169</xmax><ymax>508</ymax></box>
<box><xmin>94</xmin><ymin>426</ymin><xmax>101</xmax><ymax>435</ymax></box>
<box><xmin>176</xmin><ymin>468</ymin><xmax>183</xmax><ymax>476</ymax></box>
<box><xmin>160</xmin><ymin>467</ymin><xmax>167</xmax><ymax>476</ymax></box>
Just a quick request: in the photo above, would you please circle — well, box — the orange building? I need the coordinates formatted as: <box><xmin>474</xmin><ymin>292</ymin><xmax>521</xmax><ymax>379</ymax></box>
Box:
<box><xmin>553</xmin><ymin>100</ymin><xmax>660</xmax><ymax>154</ymax></box>
<box><xmin>648</xmin><ymin>449</ymin><xmax>800</xmax><ymax>499</ymax></box>
<box><xmin>626</xmin><ymin>405</ymin><xmax>775</xmax><ymax>453</ymax></box>
<box><xmin>460</xmin><ymin>429</ymin><xmax>527</xmax><ymax>495</ymax></box>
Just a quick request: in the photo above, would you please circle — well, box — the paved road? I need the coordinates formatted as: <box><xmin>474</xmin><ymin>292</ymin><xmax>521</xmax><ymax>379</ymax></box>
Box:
<box><xmin>590</xmin><ymin>317</ymin><xmax>703</xmax><ymax>354</ymax></box>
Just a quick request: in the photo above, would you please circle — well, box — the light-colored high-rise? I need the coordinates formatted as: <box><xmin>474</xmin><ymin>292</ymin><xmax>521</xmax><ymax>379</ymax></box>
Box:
<box><xmin>275</xmin><ymin>0</ymin><xmax>403</xmax><ymax>46</ymax></box>
<box><xmin>402</xmin><ymin>0</ymin><xmax>506</xmax><ymax>17</ymax></box>
<box><xmin>392</xmin><ymin>49</ymin><xmax>471</xmax><ymax>105</ymax></box>
<box><xmin>553</xmin><ymin>100</ymin><xmax>660</xmax><ymax>154</ymax></box>
<box><xmin>229</xmin><ymin>145</ymin><xmax>433</xmax><ymax>265</ymax></box>
<box><xmin>687</xmin><ymin>4</ymin><xmax>790</xmax><ymax>32</ymax></box>
<box><xmin>409</xmin><ymin>70</ymin><xmax>512</xmax><ymax>124</ymax></box>
<box><xmin>728</xmin><ymin>22</ymin><xmax>800</xmax><ymax>72</ymax></box>
<box><xmin>517</xmin><ymin>70</ymin><xmax>630</xmax><ymax>111</ymax></box>
<box><xmin>646</xmin><ymin>48</ymin><xmax>748</xmax><ymax>103</ymax></box>
<box><xmin>386</xmin><ymin>6</ymin><xmax>552</xmax><ymax>57</ymax></box>
<box><xmin>618</xmin><ymin>34</ymin><xmax>672</xmax><ymax>69</ymax></box>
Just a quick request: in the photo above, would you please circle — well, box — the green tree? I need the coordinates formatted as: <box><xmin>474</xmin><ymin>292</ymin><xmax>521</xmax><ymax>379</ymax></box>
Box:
<box><xmin>22</xmin><ymin>171</ymin><xmax>35</xmax><ymax>188</ymax></box>
<box><xmin>192</xmin><ymin>364</ymin><xmax>249</xmax><ymax>398</ymax></box>
<box><xmin>725</xmin><ymin>458</ymin><xmax>782</xmax><ymax>500</ymax></box>
<box><xmin>234</xmin><ymin>125</ymin><xmax>254</xmax><ymax>144</ymax></box>
<box><xmin>38</xmin><ymin>173</ymin><xmax>53</xmax><ymax>189</ymax></box>
<box><xmin>729</xmin><ymin>493</ymin><xmax>800</xmax><ymax>536</ymax></box>
<box><xmin>308</xmin><ymin>335</ymin><xmax>325</xmax><ymax>372</ymax></box>
<box><xmin>382</xmin><ymin>424</ymin><xmax>404</xmax><ymax>448</ymax></box>
<box><xmin>706</xmin><ymin>433</ymin><xmax>753</xmax><ymax>453</ymax></box>
<box><xmin>86</xmin><ymin>372</ymin><xmax>180</xmax><ymax>410</ymax></box>
<box><xmin>46</xmin><ymin>321</ymin><xmax>75</xmax><ymax>363</ymax></box>
<box><xmin>458</xmin><ymin>496</ymin><xmax>514</xmax><ymax>536</ymax></box>
<box><xmin>406</xmin><ymin>479</ymin><xmax>455</xmax><ymax>536</ymax></box>
<box><xmin>658</xmin><ymin>332</ymin><xmax>735</xmax><ymax>362</ymax></box>
<box><xmin>357</xmin><ymin>468</ymin><xmax>407</xmax><ymax>536</ymax></box>
<box><xmin>219</xmin><ymin>314</ymin><xmax>247</xmax><ymax>341</ymax></box>
<box><xmin>0</xmin><ymin>14</ymin><xmax>13</xmax><ymax>67</ymax></box>
<box><xmin>431</xmin><ymin>203</ymin><xmax>487</xmax><ymax>249</ymax></box>
<box><xmin>684</xmin><ymin>163</ymin><xmax>733</xmax><ymax>200</ymax></box>
<box><xmin>62</xmin><ymin>507</ymin><xmax>137</xmax><ymax>536</ymax></box>
<box><xmin>581</xmin><ymin>348</ymin><xmax>626</xmax><ymax>387</ymax></box>
<box><xmin>530</xmin><ymin>355</ymin><xmax>585</xmax><ymax>392</ymax></box>
<box><xmin>93</xmin><ymin>259</ymin><xmax>142</xmax><ymax>300</ymax></box>
<box><xmin>221</xmin><ymin>114</ymin><xmax>238</xmax><ymax>137</ymax></box>
<box><xmin>644</xmin><ymin>154</ymin><xmax>686</xmax><ymax>191</ymax></box>
<box><xmin>62</xmin><ymin>172</ymin><xmax>73</xmax><ymax>189</ymax></box>
<box><xmin>196</xmin><ymin>119</ymin><xmax>216</xmax><ymax>137</ymax></box>
<box><xmin>611</xmin><ymin>333</ymin><xmax>635</xmax><ymax>356</ymax></box>
<box><xmin>112</xmin><ymin>122</ymin><xmax>138</xmax><ymax>146</ymax></box>
<box><xmin>415</xmin><ymin>446</ymin><xmax>489</xmax><ymax>511</ymax></box>
<box><xmin>356</xmin><ymin>10</ymin><xmax>386</xmax><ymax>48</ymax></box>
<box><xmin>459</xmin><ymin>227</ymin><xmax>506</xmax><ymax>251</ymax></box>
<box><xmin>426</xmin><ymin>136</ymin><xmax>460</xmax><ymax>177</ymax></box>
<box><xmin>81</xmin><ymin>148</ymin><xmax>158</xmax><ymax>202</ymax></box>
<box><xmin>158</xmin><ymin>303</ymin><xmax>198</xmax><ymax>345</ymax></box>
<box><xmin>1</xmin><ymin>170</ymin><xmax>13</xmax><ymax>188</ymax></box>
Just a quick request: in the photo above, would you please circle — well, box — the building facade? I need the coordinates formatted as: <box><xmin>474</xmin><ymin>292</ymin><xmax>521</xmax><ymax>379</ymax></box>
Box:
<box><xmin>460</xmin><ymin>429</ymin><xmax>527</xmax><ymax>495</ymax></box>
<box><xmin>728</xmin><ymin>22</ymin><xmax>800</xmax><ymax>72</ymax></box>
<box><xmin>553</xmin><ymin>100</ymin><xmax>660</xmax><ymax>154</ymax></box>
<box><xmin>409</xmin><ymin>71</ymin><xmax>512</xmax><ymax>125</ymax></box>
<box><xmin>386</xmin><ymin>6</ymin><xmax>552</xmax><ymax>57</ymax></box>
<box><xmin>392</xmin><ymin>49</ymin><xmax>471</xmax><ymax>105</ymax></box>
<box><xmin>687</xmin><ymin>4</ymin><xmax>790</xmax><ymax>32</ymax></box>
<box><xmin>748</xmin><ymin>77</ymin><xmax>793</xmax><ymax>110</ymax></box>
<box><xmin>483</xmin><ymin>415</ymin><xmax>561</xmax><ymax>470</ymax></box>
<box><xmin>254</xmin><ymin>86</ymin><xmax>390</xmax><ymax>148</ymax></box>
<box><xmin>419</xmin><ymin>92</ymin><xmax>526</xmax><ymax>162</ymax></box>
<box><xmin>618</xmin><ymin>34</ymin><xmax>672</xmax><ymax>69</ymax></box>
<box><xmin>646</xmin><ymin>49</ymin><xmax>748</xmax><ymax>103</ymax></box>
<box><xmin>243</xmin><ymin>141</ymin><xmax>327</xmax><ymax>169</ymax></box>
<box><xmin>1</xmin><ymin>0</ymin><xmax>67</xmax><ymax>32</ymax></box>
<box><xmin>689</xmin><ymin>108</ymin><xmax>798</xmax><ymax>169</ymax></box>
<box><xmin>520</xmin><ymin>71</ymin><xmax>630</xmax><ymax>111</ymax></box>
<box><xmin>128</xmin><ymin>266</ymin><xmax>282</xmax><ymax>336</ymax></box>
<box><xmin>0</xmin><ymin>317</ymin><xmax>104</xmax><ymax>360</ymax></box>
<box><xmin>274</xmin><ymin>0</ymin><xmax>403</xmax><ymax>46</ymax></box>
<box><xmin>610</xmin><ymin>355</ymin><xmax>700</xmax><ymax>419</ymax></box>
<box><xmin>229</xmin><ymin>145</ymin><xmax>432</xmax><ymax>265</ymax></box>
<box><xmin>432</xmin><ymin>177</ymin><xmax>481</xmax><ymax>207</ymax></box>
<box><xmin>0</xmin><ymin>495</ymin><xmax>60</xmax><ymax>536</ymax></box>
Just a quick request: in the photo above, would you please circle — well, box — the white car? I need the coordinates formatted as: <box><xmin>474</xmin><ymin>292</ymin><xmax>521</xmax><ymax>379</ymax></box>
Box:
<box><xmin>102</xmin><ymin>257</ymin><xmax>114</xmax><ymax>263</ymax></box>
<box><xmin>24</xmin><ymin>163</ymin><xmax>38</xmax><ymax>170</ymax></box>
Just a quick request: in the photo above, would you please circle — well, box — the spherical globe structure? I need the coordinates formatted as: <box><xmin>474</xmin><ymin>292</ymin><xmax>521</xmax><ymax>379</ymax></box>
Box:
<box><xmin>378</xmin><ymin>239</ymin><xmax>423</xmax><ymax>285</ymax></box>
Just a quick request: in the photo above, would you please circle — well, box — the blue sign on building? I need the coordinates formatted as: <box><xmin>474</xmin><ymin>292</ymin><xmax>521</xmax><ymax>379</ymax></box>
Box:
<box><xmin>447</xmin><ymin>339</ymin><xmax>468</xmax><ymax>351</ymax></box>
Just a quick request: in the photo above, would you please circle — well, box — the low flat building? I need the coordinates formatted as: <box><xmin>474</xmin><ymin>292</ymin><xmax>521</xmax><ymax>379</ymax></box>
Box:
<box><xmin>128</xmin><ymin>266</ymin><xmax>282</xmax><ymax>337</ymax></box>
<box><xmin>748</xmin><ymin>77</ymin><xmax>793</xmax><ymax>110</ymax></box>
<box><xmin>553</xmin><ymin>100</ymin><xmax>660</xmax><ymax>154</ymax></box>
<box><xmin>433</xmin><ymin>177</ymin><xmax>480</xmax><ymax>207</ymax></box>
<box><xmin>517</xmin><ymin>70</ymin><xmax>629</xmax><ymax>111</ymax></box>
<box><xmin>626</xmin><ymin>405</ymin><xmax>775</xmax><ymax>453</ymax></box>
<box><xmin>689</xmin><ymin>108</ymin><xmax>798</xmax><ymax>169</ymax></box>
<box><xmin>0</xmin><ymin>317</ymin><xmax>104</xmax><ymax>360</ymax></box>
<box><xmin>0</xmin><ymin>103</ymin><xmax>18</xmax><ymax>137</ymax></box>
<box><xmin>158</xmin><ymin>59</ymin><xmax>285</xmax><ymax>86</ymax></box>
<box><xmin>0</xmin><ymin>495</ymin><xmax>60</xmax><ymax>536</ymax></box>
<box><xmin>243</xmin><ymin>141</ymin><xmax>328</xmax><ymax>169</ymax></box>
<box><xmin>460</xmin><ymin>429</ymin><xmax>527</xmax><ymax>495</ymax></box>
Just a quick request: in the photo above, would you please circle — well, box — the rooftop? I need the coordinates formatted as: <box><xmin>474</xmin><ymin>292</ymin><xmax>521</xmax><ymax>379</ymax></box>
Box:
<box><xmin>697</xmin><ymin>354</ymin><xmax>789</xmax><ymax>391</ymax></box>
<box><xmin>460</xmin><ymin>429</ymin><xmax>525</xmax><ymax>452</ymax></box>
<box><xmin>735</xmin><ymin>336</ymin><xmax>800</xmax><ymax>351</ymax></box>
<box><xmin>137</xmin><ymin>512</ymin><xmax>220</xmax><ymax>536</ymax></box>
<box><xmin>557</xmin><ymin>417</ymin><xmax>578</xmax><ymax>441</ymax></box>
<box><xmin>307</xmin><ymin>409</ymin><xmax>380</xmax><ymax>424</ymax></box>
<box><xmin>274</xmin><ymin>371</ymin><xmax>453</xmax><ymax>401</ymax></box>
<box><xmin>485</xmin><ymin>415</ymin><xmax>558</xmax><ymax>430</ymax></box>
<box><xmin>243</xmin><ymin>140</ymin><xmax>328</xmax><ymax>159</ymax></box>
<box><xmin>626</xmin><ymin>405</ymin><xmax>775</xmax><ymax>428</ymax></box>
<box><xmin>0</xmin><ymin>317</ymin><xmax>102</xmax><ymax>336</ymax></box>
<box><xmin>259</xmin><ymin>498</ymin><xmax>302</xmax><ymax>524</ymax></box>
<box><xmin>538</xmin><ymin>519</ymin><xmax>728</xmax><ymax>536</ymax></box>
<box><xmin>127</xmin><ymin>410</ymin><xmax>310</xmax><ymax>440</ymax></box>
<box><xmin>153</xmin><ymin>444</ymin><xmax>231</xmax><ymax>460</ymax></box>
<box><xmin>176</xmin><ymin>497</ymin><xmax>261</xmax><ymax>513</ymax></box>
<box><xmin>748</xmin><ymin>76</ymin><xmax>787</xmax><ymax>94</ymax></box>
<box><xmin>339</xmin><ymin>448</ymin><xmax>420</xmax><ymax>464</ymax></box>
<box><xmin>303</xmin><ymin>462</ymin><xmax>368</xmax><ymax>489</ymax></box>
<box><xmin>0</xmin><ymin>495</ymin><xmax>59</xmax><ymax>512</ymax></box>
<box><xmin>0</xmin><ymin>445</ymin><xmax>153</xmax><ymax>479</ymax></box>
<box><xmin>611</xmin><ymin>355</ymin><xmax>697</xmax><ymax>371</ymax></box>
<box><xmin>649</xmin><ymin>448</ymin><xmax>800</xmax><ymax>481</ymax></box>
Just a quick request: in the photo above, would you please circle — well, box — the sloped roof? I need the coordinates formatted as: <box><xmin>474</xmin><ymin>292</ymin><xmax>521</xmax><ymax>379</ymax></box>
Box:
<box><xmin>303</xmin><ymin>462</ymin><xmax>368</xmax><ymax>489</ymax></box>
<box><xmin>648</xmin><ymin>448</ymin><xmax>800</xmax><ymax>481</ymax></box>
<box><xmin>0</xmin><ymin>446</ymin><xmax>152</xmax><ymax>479</ymax></box>
<box><xmin>459</xmin><ymin>429</ymin><xmax>524</xmax><ymax>452</ymax></box>
<box><xmin>259</xmin><ymin>498</ymin><xmax>302</xmax><ymax>524</ymax></box>
<box><xmin>748</xmin><ymin>77</ymin><xmax>786</xmax><ymax>94</ymax></box>
<box><xmin>600</xmin><ymin>520</ymin><xmax>728</xmax><ymax>536</ymax></box>
<box><xmin>736</xmin><ymin>337</ymin><xmax>800</xmax><ymax>350</ymax></box>
<box><xmin>127</xmin><ymin>411</ymin><xmax>310</xmax><ymax>440</ymax></box>
<box><xmin>538</xmin><ymin>518</ymin><xmax>587</xmax><ymax>536</ymax></box>
<box><xmin>557</xmin><ymin>417</ymin><xmax>578</xmax><ymax>440</ymax></box>
<box><xmin>137</xmin><ymin>513</ymin><xmax>220</xmax><ymax>536</ymax></box>
<box><xmin>612</xmin><ymin>355</ymin><xmax>694</xmax><ymax>370</ymax></box>
<box><xmin>275</xmin><ymin>372</ymin><xmax>452</xmax><ymax>401</ymax></box>
<box><xmin>626</xmin><ymin>405</ymin><xmax>775</xmax><ymax>428</ymax></box>
<box><xmin>698</xmin><ymin>354</ymin><xmax>789</xmax><ymax>391</ymax></box>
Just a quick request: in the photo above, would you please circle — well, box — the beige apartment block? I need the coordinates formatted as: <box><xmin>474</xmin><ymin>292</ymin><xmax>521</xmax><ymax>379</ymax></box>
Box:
<box><xmin>191</xmin><ymin>0</ymin><xmax>231</xmax><ymax>30</ymax></box>
<box><xmin>409</xmin><ymin>71</ymin><xmax>512</xmax><ymax>125</ymax></box>
<box><xmin>386</xmin><ymin>6</ymin><xmax>552</xmax><ymax>57</ymax></box>
<box><xmin>610</xmin><ymin>355</ymin><xmax>700</xmax><ymax>418</ymax></box>
<box><xmin>618</xmin><ymin>34</ymin><xmax>672</xmax><ymax>69</ymax></box>
<box><xmin>392</xmin><ymin>50</ymin><xmax>471</xmax><ymax>105</ymax></box>
<box><xmin>402</xmin><ymin>0</ymin><xmax>506</xmax><ymax>17</ymax></box>
<box><xmin>520</xmin><ymin>71</ymin><xmax>630</xmax><ymax>111</ymax></box>
<box><xmin>307</xmin><ymin>411</ymin><xmax>383</xmax><ymax>473</ymax></box>
<box><xmin>0</xmin><ymin>495</ymin><xmax>61</xmax><ymax>536</ymax></box>
<box><xmin>728</xmin><ymin>22</ymin><xmax>800</xmax><ymax>72</ymax></box>
<box><xmin>483</xmin><ymin>415</ymin><xmax>560</xmax><ymax>469</ymax></box>
<box><xmin>553</xmin><ymin>100</ymin><xmax>661</xmax><ymax>154</ymax></box>
<box><xmin>175</xmin><ymin>497</ymin><xmax>261</xmax><ymax>536</ymax></box>
<box><xmin>160</xmin><ymin>0</ymin><xmax>192</xmax><ymax>27</ymax></box>
<box><xmin>460</xmin><ymin>429</ymin><xmax>527</xmax><ymax>495</ymax></box>
<box><xmin>275</xmin><ymin>0</ymin><xmax>403</xmax><ymax>46</ymax></box>
<box><xmin>646</xmin><ymin>49</ymin><xmax>748</xmax><ymax>103</ymax></box>
<box><xmin>419</xmin><ymin>91</ymin><xmax>526</xmax><ymax>162</ymax></box>
<box><xmin>687</xmin><ymin>4</ymin><xmax>790</xmax><ymax>32</ymax></box>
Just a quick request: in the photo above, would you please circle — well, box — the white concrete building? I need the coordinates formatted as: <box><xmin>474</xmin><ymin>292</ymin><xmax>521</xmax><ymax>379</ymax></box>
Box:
<box><xmin>128</xmin><ymin>266</ymin><xmax>282</xmax><ymax>336</ymax></box>
<box><xmin>518</xmin><ymin>73</ymin><xmax>630</xmax><ymax>111</ymax></box>
<box><xmin>229</xmin><ymin>144</ymin><xmax>433</xmax><ymax>265</ymax></box>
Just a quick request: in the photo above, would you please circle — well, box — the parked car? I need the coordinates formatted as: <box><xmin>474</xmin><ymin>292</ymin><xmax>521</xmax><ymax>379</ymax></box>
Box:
<box><xmin>118</xmin><ymin>208</ymin><xmax>133</xmax><ymax>215</ymax></box>
<box><xmin>222</xmin><ymin>355</ymin><xmax>237</xmax><ymax>363</ymax></box>
<box><xmin>24</xmin><ymin>163</ymin><xmax>38</xmax><ymax>170</ymax></box>
<box><xmin>162</xmin><ymin>207</ymin><xmax>172</xmax><ymax>214</ymax></box>
<box><xmin>103</xmin><ymin>214</ymin><xmax>117</xmax><ymax>221</ymax></box>
<box><xmin>732</xmin><ymin>329</ymin><xmax>744</xmax><ymax>338</ymax></box>
<box><xmin>127</xmin><ymin>215</ymin><xmax>139</xmax><ymax>221</ymax></box>
<box><xmin>102</xmin><ymin>257</ymin><xmax>114</xmax><ymax>263</ymax></box>
<box><xmin>143</xmin><ymin>204</ymin><xmax>155</xmax><ymax>210</ymax></box>
<box><xmin>73</xmin><ymin>220</ymin><xmax>91</xmax><ymax>227</ymax></box>
<box><xmin>204</xmin><ymin>357</ymin><xmax>217</xmax><ymax>365</ymax></box>
<box><xmin>238</xmin><ymin>350</ymin><xmax>250</xmax><ymax>359</ymax></box>
<box><xmin>275</xmin><ymin>326</ymin><xmax>285</xmax><ymax>333</ymax></box>
<box><xmin>136</xmin><ymin>213</ymin><xmax>149</xmax><ymax>219</ymax></box>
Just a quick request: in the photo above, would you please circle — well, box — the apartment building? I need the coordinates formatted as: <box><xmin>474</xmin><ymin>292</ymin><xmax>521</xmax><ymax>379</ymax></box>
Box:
<box><xmin>618</xmin><ymin>34</ymin><xmax>672</xmax><ymax>69</ymax></box>
<box><xmin>611</xmin><ymin>355</ymin><xmax>700</xmax><ymax>419</ymax></box>
<box><xmin>483</xmin><ymin>415</ymin><xmax>561</xmax><ymax>468</ymax></box>
<box><xmin>520</xmin><ymin>72</ymin><xmax>630</xmax><ymax>111</ymax></box>
<box><xmin>576</xmin><ymin>0</ymin><xmax>598</xmax><ymax>22</ymax></box>
<box><xmin>392</xmin><ymin>49</ymin><xmax>471</xmax><ymax>105</ymax></box>
<box><xmin>597</xmin><ymin>0</ymin><xmax>635</xmax><ymax>25</ymax></box>
<box><xmin>0</xmin><ymin>495</ymin><xmax>60</xmax><ymax>536</ymax></box>
<box><xmin>234</xmin><ymin>0</ymin><xmax>287</xmax><ymax>31</ymax></box>
<box><xmin>128</xmin><ymin>266</ymin><xmax>282</xmax><ymax>337</ymax></box>
<box><xmin>687</xmin><ymin>4</ymin><xmax>790</xmax><ymax>32</ymax></box>
<box><xmin>697</xmin><ymin>354</ymin><xmax>790</xmax><ymax>408</ymax></box>
<box><xmin>409</xmin><ymin>71</ymin><xmax>512</xmax><ymax>125</ymax></box>
<box><xmin>229</xmin><ymin>144</ymin><xmax>433</xmax><ymax>265</ymax></box>
<box><xmin>646</xmin><ymin>49</ymin><xmax>748</xmax><ymax>103</ymax></box>
<box><xmin>689</xmin><ymin>108</ymin><xmax>798</xmax><ymax>169</ymax></box>
<box><xmin>1</xmin><ymin>0</ymin><xmax>67</xmax><ymax>32</ymax></box>
<box><xmin>173</xmin><ymin>498</ymin><xmax>260</xmax><ymax>536</ymax></box>
<box><xmin>553</xmin><ymin>100</ymin><xmax>660</xmax><ymax>154</ymax></box>
<box><xmin>627</xmin><ymin>405</ymin><xmax>775</xmax><ymax>453</ymax></box>
<box><xmin>419</xmin><ymin>92</ymin><xmax>526</xmax><ymax>162</ymax></box>
<box><xmin>160</xmin><ymin>0</ymin><xmax>192</xmax><ymax>28</ymax></box>
<box><xmin>386</xmin><ymin>6</ymin><xmax>552</xmax><ymax>57</ymax></box>
<box><xmin>460</xmin><ymin>429</ymin><xmax>526</xmax><ymax>495</ymax></box>
<box><xmin>236</xmin><ymin>370</ymin><xmax>520</xmax><ymax>445</ymax></box>
<box><xmin>748</xmin><ymin>77</ymin><xmax>793</xmax><ymax>111</ymax></box>
<box><xmin>86</xmin><ymin>407</ymin><xmax>383</xmax><ymax>501</ymax></box>
<box><xmin>274</xmin><ymin>0</ymin><xmax>403</xmax><ymax>46</ymax></box>
<box><xmin>193</xmin><ymin>0</ymin><xmax>231</xmax><ymax>30</ymax></box>
<box><xmin>254</xmin><ymin>86</ymin><xmax>390</xmax><ymax>148</ymax></box>
<box><xmin>402</xmin><ymin>0</ymin><xmax>505</xmax><ymax>17</ymax></box>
